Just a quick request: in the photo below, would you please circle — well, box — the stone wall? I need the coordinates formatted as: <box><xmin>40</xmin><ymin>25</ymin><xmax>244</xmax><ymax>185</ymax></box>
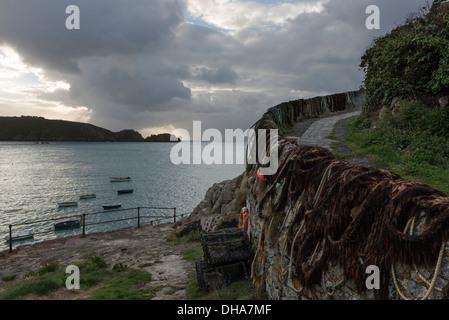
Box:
<box><xmin>179</xmin><ymin>88</ymin><xmax>449</xmax><ymax>300</ymax></box>
<box><xmin>245</xmin><ymin>89</ymin><xmax>449</xmax><ymax>300</ymax></box>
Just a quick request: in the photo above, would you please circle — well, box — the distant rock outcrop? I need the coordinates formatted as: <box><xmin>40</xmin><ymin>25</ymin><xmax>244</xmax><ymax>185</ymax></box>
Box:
<box><xmin>145</xmin><ymin>133</ymin><xmax>181</xmax><ymax>142</ymax></box>
<box><xmin>113</xmin><ymin>129</ymin><xmax>144</xmax><ymax>142</ymax></box>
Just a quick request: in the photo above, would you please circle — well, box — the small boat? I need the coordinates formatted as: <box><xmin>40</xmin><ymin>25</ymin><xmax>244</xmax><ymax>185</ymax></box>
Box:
<box><xmin>80</xmin><ymin>194</ymin><xmax>96</xmax><ymax>199</ymax></box>
<box><xmin>54</xmin><ymin>220</ymin><xmax>80</xmax><ymax>230</ymax></box>
<box><xmin>110</xmin><ymin>177</ymin><xmax>131</xmax><ymax>182</ymax></box>
<box><xmin>103</xmin><ymin>203</ymin><xmax>122</xmax><ymax>210</ymax></box>
<box><xmin>5</xmin><ymin>231</ymin><xmax>34</xmax><ymax>242</ymax></box>
<box><xmin>117</xmin><ymin>189</ymin><xmax>134</xmax><ymax>194</ymax></box>
<box><xmin>58</xmin><ymin>202</ymin><xmax>78</xmax><ymax>207</ymax></box>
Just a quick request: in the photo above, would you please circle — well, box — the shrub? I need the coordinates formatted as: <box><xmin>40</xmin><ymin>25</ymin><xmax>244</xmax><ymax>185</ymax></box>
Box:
<box><xmin>361</xmin><ymin>0</ymin><xmax>449</xmax><ymax>111</ymax></box>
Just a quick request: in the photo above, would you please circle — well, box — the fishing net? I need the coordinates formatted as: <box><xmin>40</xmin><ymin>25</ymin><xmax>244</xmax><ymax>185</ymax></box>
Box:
<box><xmin>247</xmin><ymin>89</ymin><xmax>449</xmax><ymax>299</ymax></box>
<box><xmin>250</xmin><ymin>142</ymin><xmax>449</xmax><ymax>299</ymax></box>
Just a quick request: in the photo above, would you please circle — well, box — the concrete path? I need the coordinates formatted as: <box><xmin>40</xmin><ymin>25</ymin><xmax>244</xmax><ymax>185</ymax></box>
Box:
<box><xmin>285</xmin><ymin>109</ymin><xmax>388</xmax><ymax>169</ymax></box>
<box><xmin>287</xmin><ymin>110</ymin><xmax>361</xmax><ymax>150</ymax></box>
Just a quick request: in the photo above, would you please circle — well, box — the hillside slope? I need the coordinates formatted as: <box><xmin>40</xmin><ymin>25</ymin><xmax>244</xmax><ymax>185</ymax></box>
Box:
<box><xmin>0</xmin><ymin>116</ymin><xmax>144</xmax><ymax>142</ymax></box>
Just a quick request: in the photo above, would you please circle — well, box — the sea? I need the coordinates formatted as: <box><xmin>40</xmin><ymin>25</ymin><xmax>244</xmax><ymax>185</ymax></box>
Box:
<box><xmin>0</xmin><ymin>141</ymin><xmax>245</xmax><ymax>251</ymax></box>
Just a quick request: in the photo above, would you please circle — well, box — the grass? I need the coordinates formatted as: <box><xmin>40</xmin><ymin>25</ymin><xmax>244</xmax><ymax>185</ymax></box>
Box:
<box><xmin>186</xmin><ymin>277</ymin><xmax>268</xmax><ymax>300</ymax></box>
<box><xmin>0</xmin><ymin>231</ymin><xmax>267</xmax><ymax>300</ymax></box>
<box><xmin>0</xmin><ymin>255</ymin><xmax>158</xmax><ymax>300</ymax></box>
<box><xmin>341</xmin><ymin>116</ymin><xmax>449</xmax><ymax>195</ymax></box>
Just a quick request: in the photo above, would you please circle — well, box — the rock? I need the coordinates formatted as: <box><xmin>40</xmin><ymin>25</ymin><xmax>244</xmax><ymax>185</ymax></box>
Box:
<box><xmin>177</xmin><ymin>174</ymin><xmax>246</xmax><ymax>234</ymax></box>
<box><xmin>379</xmin><ymin>105</ymin><xmax>390</xmax><ymax>120</ymax></box>
<box><xmin>439</xmin><ymin>96</ymin><xmax>448</xmax><ymax>107</ymax></box>
<box><xmin>390</xmin><ymin>97</ymin><xmax>403</xmax><ymax>117</ymax></box>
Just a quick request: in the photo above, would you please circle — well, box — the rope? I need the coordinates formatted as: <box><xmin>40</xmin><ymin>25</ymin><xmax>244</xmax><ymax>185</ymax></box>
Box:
<box><xmin>314</xmin><ymin>161</ymin><xmax>338</xmax><ymax>208</ymax></box>
<box><xmin>287</xmin><ymin>219</ymin><xmax>305</xmax><ymax>293</ymax></box>
<box><xmin>251</xmin><ymin>219</ymin><xmax>266</xmax><ymax>286</ymax></box>
<box><xmin>322</xmin><ymin>268</ymin><xmax>345</xmax><ymax>297</ymax></box>
<box><xmin>391</xmin><ymin>216</ymin><xmax>446</xmax><ymax>300</ymax></box>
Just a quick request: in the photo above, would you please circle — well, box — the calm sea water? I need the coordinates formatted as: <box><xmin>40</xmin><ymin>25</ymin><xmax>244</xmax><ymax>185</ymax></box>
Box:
<box><xmin>0</xmin><ymin>141</ymin><xmax>245</xmax><ymax>251</ymax></box>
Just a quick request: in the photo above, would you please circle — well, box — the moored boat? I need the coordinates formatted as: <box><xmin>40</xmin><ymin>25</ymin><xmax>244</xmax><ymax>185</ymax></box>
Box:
<box><xmin>58</xmin><ymin>202</ymin><xmax>78</xmax><ymax>207</ymax></box>
<box><xmin>103</xmin><ymin>203</ymin><xmax>122</xmax><ymax>210</ymax></box>
<box><xmin>117</xmin><ymin>189</ymin><xmax>134</xmax><ymax>194</ymax></box>
<box><xmin>80</xmin><ymin>194</ymin><xmax>96</xmax><ymax>199</ymax></box>
<box><xmin>4</xmin><ymin>231</ymin><xmax>34</xmax><ymax>242</ymax></box>
<box><xmin>110</xmin><ymin>177</ymin><xmax>131</xmax><ymax>182</ymax></box>
<box><xmin>54</xmin><ymin>220</ymin><xmax>80</xmax><ymax>230</ymax></box>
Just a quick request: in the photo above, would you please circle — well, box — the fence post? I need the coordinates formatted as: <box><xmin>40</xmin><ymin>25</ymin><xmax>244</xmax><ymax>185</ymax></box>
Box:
<box><xmin>174</xmin><ymin>207</ymin><xmax>177</xmax><ymax>224</ymax></box>
<box><xmin>82</xmin><ymin>214</ymin><xmax>86</xmax><ymax>237</ymax></box>
<box><xmin>137</xmin><ymin>207</ymin><xmax>141</xmax><ymax>228</ymax></box>
<box><xmin>8</xmin><ymin>225</ymin><xmax>12</xmax><ymax>252</ymax></box>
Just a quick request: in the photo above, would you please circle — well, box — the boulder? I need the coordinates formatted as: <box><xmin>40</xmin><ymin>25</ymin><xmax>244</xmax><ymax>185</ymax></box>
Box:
<box><xmin>178</xmin><ymin>174</ymin><xmax>246</xmax><ymax>234</ymax></box>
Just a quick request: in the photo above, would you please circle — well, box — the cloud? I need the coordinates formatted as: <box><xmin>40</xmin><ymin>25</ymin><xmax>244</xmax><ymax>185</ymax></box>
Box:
<box><xmin>0</xmin><ymin>0</ymin><xmax>429</xmax><ymax>136</ymax></box>
<box><xmin>0</xmin><ymin>0</ymin><xmax>184</xmax><ymax>73</ymax></box>
<box><xmin>185</xmin><ymin>0</ymin><xmax>328</xmax><ymax>31</ymax></box>
<box><xmin>196</xmin><ymin>65</ymin><xmax>239</xmax><ymax>84</ymax></box>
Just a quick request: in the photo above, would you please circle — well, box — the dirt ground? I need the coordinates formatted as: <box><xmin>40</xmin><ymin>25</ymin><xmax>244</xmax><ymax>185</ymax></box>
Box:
<box><xmin>0</xmin><ymin>223</ymin><xmax>198</xmax><ymax>300</ymax></box>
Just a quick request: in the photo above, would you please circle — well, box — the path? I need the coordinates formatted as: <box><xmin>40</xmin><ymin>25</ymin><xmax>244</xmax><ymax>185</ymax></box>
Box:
<box><xmin>286</xmin><ymin>109</ymin><xmax>389</xmax><ymax>169</ymax></box>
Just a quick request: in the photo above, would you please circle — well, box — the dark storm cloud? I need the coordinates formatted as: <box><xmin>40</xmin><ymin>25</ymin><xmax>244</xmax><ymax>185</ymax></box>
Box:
<box><xmin>77</xmin><ymin>59</ymin><xmax>191</xmax><ymax>110</ymax></box>
<box><xmin>0</xmin><ymin>0</ymin><xmax>430</xmax><ymax>134</ymax></box>
<box><xmin>0</xmin><ymin>0</ymin><xmax>184</xmax><ymax>73</ymax></box>
<box><xmin>197</xmin><ymin>65</ymin><xmax>238</xmax><ymax>84</ymax></box>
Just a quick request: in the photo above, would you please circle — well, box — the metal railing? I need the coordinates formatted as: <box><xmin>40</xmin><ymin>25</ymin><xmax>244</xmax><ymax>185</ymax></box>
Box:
<box><xmin>6</xmin><ymin>206</ymin><xmax>180</xmax><ymax>252</ymax></box>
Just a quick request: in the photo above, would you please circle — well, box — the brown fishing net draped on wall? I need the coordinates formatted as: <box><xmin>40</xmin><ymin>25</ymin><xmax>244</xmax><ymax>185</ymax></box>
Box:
<box><xmin>276</xmin><ymin>146</ymin><xmax>449</xmax><ymax>299</ymax></box>
<box><xmin>249</xmin><ymin>90</ymin><xmax>449</xmax><ymax>299</ymax></box>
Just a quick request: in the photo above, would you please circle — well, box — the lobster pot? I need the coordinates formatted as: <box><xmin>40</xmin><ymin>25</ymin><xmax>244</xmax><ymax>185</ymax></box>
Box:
<box><xmin>195</xmin><ymin>260</ymin><xmax>250</xmax><ymax>292</ymax></box>
<box><xmin>200</xmin><ymin>228</ymin><xmax>251</xmax><ymax>265</ymax></box>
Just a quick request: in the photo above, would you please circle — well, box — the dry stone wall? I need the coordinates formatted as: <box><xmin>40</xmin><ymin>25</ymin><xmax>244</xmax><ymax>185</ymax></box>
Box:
<box><xmin>246</xmin><ymin>89</ymin><xmax>449</xmax><ymax>300</ymax></box>
<box><xmin>179</xmin><ymin>89</ymin><xmax>449</xmax><ymax>300</ymax></box>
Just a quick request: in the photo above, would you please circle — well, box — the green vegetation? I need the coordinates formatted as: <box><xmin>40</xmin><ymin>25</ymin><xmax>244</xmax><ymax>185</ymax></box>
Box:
<box><xmin>0</xmin><ymin>255</ymin><xmax>156</xmax><ymax>300</ymax></box>
<box><xmin>186</xmin><ymin>278</ymin><xmax>268</xmax><ymax>300</ymax></box>
<box><xmin>0</xmin><ymin>232</ymin><xmax>265</xmax><ymax>300</ymax></box>
<box><xmin>360</xmin><ymin>0</ymin><xmax>449</xmax><ymax>112</ymax></box>
<box><xmin>343</xmin><ymin>101</ymin><xmax>449</xmax><ymax>194</ymax></box>
<box><xmin>344</xmin><ymin>0</ymin><xmax>449</xmax><ymax>195</ymax></box>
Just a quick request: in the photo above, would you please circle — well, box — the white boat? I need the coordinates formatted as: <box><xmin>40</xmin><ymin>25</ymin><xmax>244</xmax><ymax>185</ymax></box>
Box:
<box><xmin>5</xmin><ymin>231</ymin><xmax>34</xmax><ymax>242</ymax></box>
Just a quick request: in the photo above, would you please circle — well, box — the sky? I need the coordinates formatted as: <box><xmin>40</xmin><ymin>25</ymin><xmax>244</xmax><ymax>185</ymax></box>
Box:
<box><xmin>0</xmin><ymin>0</ymin><xmax>429</xmax><ymax>137</ymax></box>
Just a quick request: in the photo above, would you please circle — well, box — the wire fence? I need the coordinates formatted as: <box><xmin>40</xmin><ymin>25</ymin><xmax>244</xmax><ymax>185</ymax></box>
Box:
<box><xmin>6</xmin><ymin>206</ymin><xmax>186</xmax><ymax>252</ymax></box>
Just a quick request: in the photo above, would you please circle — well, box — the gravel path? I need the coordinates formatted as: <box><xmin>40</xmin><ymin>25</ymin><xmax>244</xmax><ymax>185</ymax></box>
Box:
<box><xmin>296</xmin><ymin>110</ymin><xmax>361</xmax><ymax>150</ymax></box>
<box><xmin>286</xmin><ymin>109</ymin><xmax>388</xmax><ymax>169</ymax></box>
